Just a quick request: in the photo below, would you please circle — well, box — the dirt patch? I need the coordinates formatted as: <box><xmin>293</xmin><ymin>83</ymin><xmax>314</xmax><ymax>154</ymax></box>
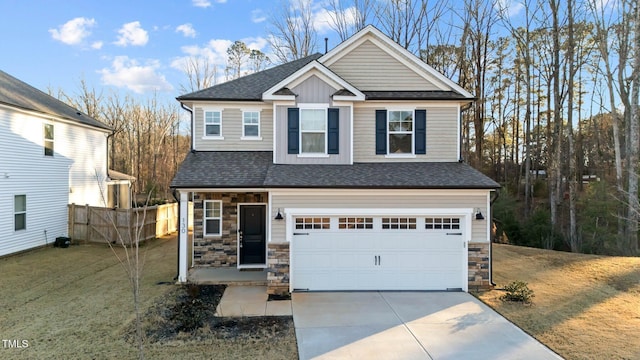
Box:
<box><xmin>139</xmin><ymin>284</ymin><xmax>295</xmax><ymax>345</ymax></box>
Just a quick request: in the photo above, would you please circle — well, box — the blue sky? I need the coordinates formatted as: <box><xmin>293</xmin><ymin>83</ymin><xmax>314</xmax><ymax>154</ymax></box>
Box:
<box><xmin>0</xmin><ymin>0</ymin><xmax>340</xmax><ymax>104</ymax></box>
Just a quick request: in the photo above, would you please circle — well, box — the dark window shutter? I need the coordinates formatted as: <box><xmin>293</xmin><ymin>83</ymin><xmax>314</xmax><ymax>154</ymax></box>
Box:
<box><xmin>415</xmin><ymin>109</ymin><xmax>426</xmax><ymax>154</ymax></box>
<box><xmin>327</xmin><ymin>108</ymin><xmax>340</xmax><ymax>154</ymax></box>
<box><xmin>287</xmin><ymin>108</ymin><xmax>299</xmax><ymax>154</ymax></box>
<box><xmin>375</xmin><ymin>110</ymin><xmax>387</xmax><ymax>155</ymax></box>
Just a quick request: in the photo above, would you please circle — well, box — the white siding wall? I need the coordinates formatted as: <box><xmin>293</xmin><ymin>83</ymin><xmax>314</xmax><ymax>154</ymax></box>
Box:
<box><xmin>194</xmin><ymin>104</ymin><xmax>273</xmax><ymax>151</ymax></box>
<box><xmin>328</xmin><ymin>39</ymin><xmax>439</xmax><ymax>91</ymax></box>
<box><xmin>353</xmin><ymin>105</ymin><xmax>459</xmax><ymax>162</ymax></box>
<box><xmin>269</xmin><ymin>190</ymin><xmax>489</xmax><ymax>244</ymax></box>
<box><xmin>0</xmin><ymin>107</ymin><xmax>108</xmax><ymax>256</ymax></box>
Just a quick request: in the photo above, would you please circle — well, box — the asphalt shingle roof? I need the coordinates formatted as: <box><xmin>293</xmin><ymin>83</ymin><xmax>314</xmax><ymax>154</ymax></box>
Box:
<box><xmin>170</xmin><ymin>151</ymin><xmax>500</xmax><ymax>189</ymax></box>
<box><xmin>363</xmin><ymin>91</ymin><xmax>472</xmax><ymax>101</ymax></box>
<box><xmin>177</xmin><ymin>53</ymin><xmax>323</xmax><ymax>101</ymax></box>
<box><xmin>0</xmin><ymin>70</ymin><xmax>111</xmax><ymax>131</ymax></box>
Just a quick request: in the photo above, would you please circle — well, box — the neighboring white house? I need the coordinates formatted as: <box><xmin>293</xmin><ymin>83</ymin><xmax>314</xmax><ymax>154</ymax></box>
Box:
<box><xmin>0</xmin><ymin>70</ymin><xmax>113</xmax><ymax>256</ymax></box>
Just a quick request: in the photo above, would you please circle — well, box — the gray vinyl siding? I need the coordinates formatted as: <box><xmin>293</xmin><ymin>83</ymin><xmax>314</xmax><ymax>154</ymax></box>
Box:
<box><xmin>328</xmin><ymin>40</ymin><xmax>439</xmax><ymax>91</ymax></box>
<box><xmin>275</xmin><ymin>105</ymin><xmax>351</xmax><ymax>164</ymax></box>
<box><xmin>194</xmin><ymin>105</ymin><xmax>273</xmax><ymax>151</ymax></box>
<box><xmin>270</xmin><ymin>191</ymin><xmax>488</xmax><ymax>243</ymax></box>
<box><xmin>292</xmin><ymin>75</ymin><xmax>335</xmax><ymax>103</ymax></box>
<box><xmin>353</xmin><ymin>105</ymin><xmax>459</xmax><ymax>162</ymax></box>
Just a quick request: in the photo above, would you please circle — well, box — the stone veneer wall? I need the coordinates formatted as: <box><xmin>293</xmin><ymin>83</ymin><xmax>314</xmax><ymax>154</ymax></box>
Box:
<box><xmin>468</xmin><ymin>242</ymin><xmax>491</xmax><ymax>290</ymax></box>
<box><xmin>192</xmin><ymin>192</ymin><xmax>267</xmax><ymax>267</ymax></box>
<box><xmin>267</xmin><ymin>243</ymin><xmax>290</xmax><ymax>295</ymax></box>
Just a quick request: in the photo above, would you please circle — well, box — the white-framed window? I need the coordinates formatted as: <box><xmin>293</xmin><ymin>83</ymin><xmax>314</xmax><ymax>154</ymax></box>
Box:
<box><xmin>44</xmin><ymin>123</ymin><xmax>54</xmax><ymax>156</ymax></box>
<box><xmin>300</xmin><ymin>108</ymin><xmax>327</xmax><ymax>154</ymax></box>
<box><xmin>242</xmin><ymin>111</ymin><xmax>261</xmax><ymax>139</ymax></box>
<box><xmin>382</xmin><ymin>217</ymin><xmax>417</xmax><ymax>229</ymax></box>
<box><xmin>204</xmin><ymin>200</ymin><xmax>222</xmax><ymax>236</ymax></box>
<box><xmin>425</xmin><ymin>217</ymin><xmax>460</xmax><ymax>230</ymax></box>
<box><xmin>388</xmin><ymin>110</ymin><xmax>413</xmax><ymax>154</ymax></box>
<box><xmin>338</xmin><ymin>217</ymin><xmax>373</xmax><ymax>229</ymax></box>
<box><xmin>14</xmin><ymin>195</ymin><xmax>26</xmax><ymax>231</ymax></box>
<box><xmin>295</xmin><ymin>217</ymin><xmax>330</xmax><ymax>230</ymax></box>
<box><xmin>204</xmin><ymin>110</ymin><xmax>222</xmax><ymax>138</ymax></box>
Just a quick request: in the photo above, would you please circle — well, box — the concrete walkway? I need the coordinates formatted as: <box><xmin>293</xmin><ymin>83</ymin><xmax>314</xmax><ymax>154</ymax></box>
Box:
<box><xmin>215</xmin><ymin>285</ymin><xmax>292</xmax><ymax>317</ymax></box>
<box><xmin>292</xmin><ymin>292</ymin><xmax>562</xmax><ymax>360</ymax></box>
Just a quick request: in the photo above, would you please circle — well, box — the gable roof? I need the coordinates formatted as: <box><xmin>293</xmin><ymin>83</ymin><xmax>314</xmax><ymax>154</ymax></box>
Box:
<box><xmin>177</xmin><ymin>53</ymin><xmax>323</xmax><ymax>101</ymax></box>
<box><xmin>0</xmin><ymin>70</ymin><xmax>111</xmax><ymax>131</ymax></box>
<box><xmin>171</xmin><ymin>151</ymin><xmax>500</xmax><ymax>189</ymax></box>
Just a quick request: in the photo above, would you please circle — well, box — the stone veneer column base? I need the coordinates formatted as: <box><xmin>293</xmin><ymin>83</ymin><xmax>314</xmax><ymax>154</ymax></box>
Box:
<box><xmin>267</xmin><ymin>243</ymin><xmax>290</xmax><ymax>296</ymax></box>
<box><xmin>468</xmin><ymin>242</ymin><xmax>492</xmax><ymax>291</ymax></box>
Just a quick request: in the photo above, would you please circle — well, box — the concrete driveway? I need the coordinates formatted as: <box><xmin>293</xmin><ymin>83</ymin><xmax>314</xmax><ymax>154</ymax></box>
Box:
<box><xmin>292</xmin><ymin>292</ymin><xmax>562</xmax><ymax>360</ymax></box>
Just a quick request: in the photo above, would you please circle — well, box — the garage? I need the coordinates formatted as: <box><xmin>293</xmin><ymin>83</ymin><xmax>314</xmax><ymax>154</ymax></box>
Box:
<box><xmin>289</xmin><ymin>210</ymin><xmax>470</xmax><ymax>292</ymax></box>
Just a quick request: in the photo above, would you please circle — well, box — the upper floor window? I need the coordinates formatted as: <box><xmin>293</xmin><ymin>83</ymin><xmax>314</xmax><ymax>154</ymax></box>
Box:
<box><xmin>204</xmin><ymin>110</ymin><xmax>222</xmax><ymax>138</ymax></box>
<box><xmin>242</xmin><ymin>111</ymin><xmax>261</xmax><ymax>139</ymax></box>
<box><xmin>300</xmin><ymin>108</ymin><xmax>327</xmax><ymax>154</ymax></box>
<box><xmin>204</xmin><ymin>200</ymin><xmax>222</xmax><ymax>236</ymax></box>
<box><xmin>388</xmin><ymin>110</ymin><xmax>413</xmax><ymax>154</ymax></box>
<box><xmin>44</xmin><ymin>123</ymin><xmax>54</xmax><ymax>156</ymax></box>
<box><xmin>14</xmin><ymin>195</ymin><xmax>26</xmax><ymax>231</ymax></box>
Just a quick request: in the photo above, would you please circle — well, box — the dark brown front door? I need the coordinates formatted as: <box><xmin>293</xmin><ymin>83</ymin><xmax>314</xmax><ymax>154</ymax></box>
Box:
<box><xmin>239</xmin><ymin>205</ymin><xmax>266</xmax><ymax>265</ymax></box>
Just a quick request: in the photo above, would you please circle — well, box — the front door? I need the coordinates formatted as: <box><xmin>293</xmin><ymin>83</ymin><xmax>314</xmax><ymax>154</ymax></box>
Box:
<box><xmin>239</xmin><ymin>205</ymin><xmax>266</xmax><ymax>265</ymax></box>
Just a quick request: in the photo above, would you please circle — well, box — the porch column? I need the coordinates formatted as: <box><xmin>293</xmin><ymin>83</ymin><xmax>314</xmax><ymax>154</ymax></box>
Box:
<box><xmin>178</xmin><ymin>190</ymin><xmax>189</xmax><ymax>283</ymax></box>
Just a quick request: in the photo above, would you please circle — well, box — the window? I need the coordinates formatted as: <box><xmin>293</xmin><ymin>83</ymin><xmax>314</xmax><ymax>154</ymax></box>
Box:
<box><xmin>425</xmin><ymin>218</ymin><xmax>460</xmax><ymax>230</ymax></box>
<box><xmin>204</xmin><ymin>200</ymin><xmax>222</xmax><ymax>236</ymax></box>
<box><xmin>204</xmin><ymin>110</ymin><xmax>222</xmax><ymax>137</ymax></box>
<box><xmin>14</xmin><ymin>195</ymin><xmax>26</xmax><ymax>231</ymax></box>
<box><xmin>295</xmin><ymin>217</ymin><xmax>330</xmax><ymax>230</ymax></box>
<box><xmin>242</xmin><ymin>111</ymin><xmax>260</xmax><ymax>138</ymax></box>
<box><xmin>388</xmin><ymin>110</ymin><xmax>413</xmax><ymax>154</ymax></box>
<box><xmin>382</xmin><ymin>217</ymin><xmax>416</xmax><ymax>229</ymax></box>
<box><xmin>44</xmin><ymin>123</ymin><xmax>54</xmax><ymax>156</ymax></box>
<box><xmin>300</xmin><ymin>109</ymin><xmax>326</xmax><ymax>153</ymax></box>
<box><xmin>339</xmin><ymin>217</ymin><xmax>373</xmax><ymax>229</ymax></box>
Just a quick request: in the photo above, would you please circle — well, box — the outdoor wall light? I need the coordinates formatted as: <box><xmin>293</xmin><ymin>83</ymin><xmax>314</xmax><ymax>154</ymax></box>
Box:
<box><xmin>274</xmin><ymin>208</ymin><xmax>284</xmax><ymax>220</ymax></box>
<box><xmin>475</xmin><ymin>208</ymin><xmax>485</xmax><ymax>220</ymax></box>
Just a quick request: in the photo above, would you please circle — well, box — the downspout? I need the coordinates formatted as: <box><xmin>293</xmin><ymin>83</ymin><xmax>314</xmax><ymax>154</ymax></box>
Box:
<box><xmin>172</xmin><ymin>188</ymin><xmax>180</xmax><ymax>281</ymax></box>
<box><xmin>489</xmin><ymin>189</ymin><xmax>501</xmax><ymax>287</ymax></box>
<box><xmin>180</xmin><ymin>102</ymin><xmax>194</xmax><ymax>152</ymax></box>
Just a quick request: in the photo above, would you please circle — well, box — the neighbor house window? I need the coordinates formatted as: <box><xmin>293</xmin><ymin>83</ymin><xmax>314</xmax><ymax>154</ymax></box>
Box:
<box><xmin>204</xmin><ymin>110</ymin><xmax>222</xmax><ymax>137</ymax></box>
<box><xmin>44</xmin><ymin>123</ymin><xmax>54</xmax><ymax>156</ymax></box>
<box><xmin>300</xmin><ymin>108</ymin><xmax>326</xmax><ymax>153</ymax></box>
<box><xmin>204</xmin><ymin>200</ymin><xmax>222</xmax><ymax>236</ymax></box>
<box><xmin>14</xmin><ymin>195</ymin><xmax>26</xmax><ymax>231</ymax></box>
<box><xmin>388</xmin><ymin>110</ymin><xmax>413</xmax><ymax>154</ymax></box>
<box><xmin>242</xmin><ymin>111</ymin><xmax>260</xmax><ymax>138</ymax></box>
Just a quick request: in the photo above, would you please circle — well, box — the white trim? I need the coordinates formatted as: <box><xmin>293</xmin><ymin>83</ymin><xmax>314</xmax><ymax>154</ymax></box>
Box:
<box><xmin>240</xmin><ymin>136</ymin><xmax>263</xmax><ymax>141</ymax></box>
<box><xmin>262</xmin><ymin>61</ymin><xmax>365</xmax><ymax>101</ymax></box>
<box><xmin>241</xmin><ymin>110</ymin><xmax>261</xmax><ymax>139</ymax></box>
<box><xmin>387</xmin><ymin>109</ymin><xmax>415</xmax><ymax>155</ymax></box>
<box><xmin>203</xmin><ymin>200</ymin><xmax>222</xmax><ymax>237</ymax></box>
<box><xmin>319</xmin><ymin>25</ymin><xmax>474</xmax><ymax>99</ymax></box>
<box><xmin>297</xmin><ymin>154</ymin><xmax>330</xmax><ymax>158</ymax></box>
<box><xmin>43</xmin><ymin>122</ymin><xmax>55</xmax><ymax>157</ymax></box>
<box><xmin>178</xmin><ymin>191</ymin><xmax>189</xmax><ymax>283</ymax></box>
<box><xmin>272</xmin><ymin>102</ymin><xmax>277</xmax><ymax>163</ymax></box>
<box><xmin>202</xmin><ymin>136</ymin><xmax>224</xmax><ymax>140</ymax></box>
<box><xmin>202</xmin><ymin>108</ymin><xmax>223</xmax><ymax>138</ymax></box>
<box><xmin>356</xmin><ymin>101</ymin><xmax>464</xmax><ymax>108</ymax></box>
<box><xmin>299</xmin><ymin>106</ymin><xmax>328</xmax><ymax>155</ymax></box>
<box><xmin>349</xmin><ymin>104</ymin><xmax>354</xmax><ymax>165</ymax></box>
<box><xmin>457</xmin><ymin>103</ymin><xmax>462</xmax><ymax>161</ymax></box>
<box><xmin>237</xmin><ymin>203</ymin><xmax>268</xmax><ymax>269</ymax></box>
<box><xmin>270</xmin><ymin>188</ymin><xmax>492</xmax><ymax>196</ymax></box>
<box><xmin>385</xmin><ymin>154</ymin><xmax>416</xmax><ymax>159</ymax></box>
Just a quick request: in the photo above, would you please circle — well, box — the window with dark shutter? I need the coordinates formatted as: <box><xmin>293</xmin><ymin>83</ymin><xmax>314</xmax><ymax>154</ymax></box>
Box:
<box><xmin>327</xmin><ymin>108</ymin><xmax>339</xmax><ymax>154</ymax></box>
<box><xmin>287</xmin><ymin>108</ymin><xmax>299</xmax><ymax>154</ymax></box>
<box><xmin>415</xmin><ymin>109</ymin><xmax>426</xmax><ymax>154</ymax></box>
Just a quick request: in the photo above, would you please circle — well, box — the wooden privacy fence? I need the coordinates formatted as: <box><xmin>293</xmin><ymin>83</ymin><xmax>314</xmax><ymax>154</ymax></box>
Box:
<box><xmin>68</xmin><ymin>203</ymin><xmax>179</xmax><ymax>245</ymax></box>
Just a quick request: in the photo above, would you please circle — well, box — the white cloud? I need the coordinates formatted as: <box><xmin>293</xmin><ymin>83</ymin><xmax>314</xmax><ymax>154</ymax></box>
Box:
<box><xmin>91</xmin><ymin>41</ymin><xmax>103</xmax><ymax>50</ymax></box>
<box><xmin>114</xmin><ymin>21</ymin><xmax>148</xmax><ymax>47</ymax></box>
<box><xmin>192</xmin><ymin>0</ymin><xmax>211</xmax><ymax>7</ymax></box>
<box><xmin>99</xmin><ymin>56</ymin><xmax>172</xmax><ymax>93</ymax></box>
<box><xmin>251</xmin><ymin>9</ymin><xmax>267</xmax><ymax>23</ymax></box>
<box><xmin>176</xmin><ymin>23</ymin><xmax>197</xmax><ymax>38</ymax></box>
<box><xmin>49</xmin><ymin>17</ymin><xmax>96</xmax><ymax>45</ymax></box>
<box><xmin>243</xmin><ymin>37</ymin><xmax>269</xmax><ymax>51</ymax></box>
<box><xmin>495</xmin><ymin>0</ymin><xmax>525</xmax><ymax>18</ymax></box>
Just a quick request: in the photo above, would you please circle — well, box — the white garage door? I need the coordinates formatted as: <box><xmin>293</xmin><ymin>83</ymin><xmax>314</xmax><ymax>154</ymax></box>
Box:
<box><xmin>291</xmin><ymin>215</ymin><xmax>466</xmax><ymax>291</ymax></box>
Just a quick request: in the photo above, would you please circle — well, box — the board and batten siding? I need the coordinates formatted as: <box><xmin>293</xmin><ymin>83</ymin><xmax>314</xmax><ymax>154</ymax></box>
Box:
<box><xmin>274</xmin><ymin>105</ymin><xmax>351</xmax><ymax>164</ymax></box>
<box><xmin>327</xmin><ymin>39</ymin><xmax>439</xmax><ymax>91</ymax></box>
<box><xmin>0</xmin><ymin>107</ymin><xmax>108</xmax><ymax>256</ymax></box>
<box><xmin>353</xmin><ymin>105</ymin><xmax>459</xmax><ymax>162</ymax></box>
<box><xmin>269</xmin><ymin>191</ymin><xmax>489</xmax><ymax>244</ymax></box>
<box><xmin>194</xmin><ymin>105</ymin><xmax>273</xmax><ymax>151</ymax></box>
<box><xmin>291</xmin><ymin>74</ymin><xmax>336</xmax><ymax>104</ymax></box>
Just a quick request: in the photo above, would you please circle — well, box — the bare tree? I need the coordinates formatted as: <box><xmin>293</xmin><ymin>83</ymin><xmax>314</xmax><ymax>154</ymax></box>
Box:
<box><xmin>178</xmin><ymin>56</ymin><xmax>218</xmax><ymax>93</ymax></box>
<box><xmin>326</xmin><ymin>0</ymin><xmax>373</xmax><ymax>41</ymax></box>
<box><xmin>268</xmin><ymin>0</ymin><xmax>317</xmax><ymax>63</ymax></box>
<box><xmin>227</xmin><ymin>40</ymin><xmax>250</xmax><ymax>80</ymax></box>
<box><xmin>249</xmin><ymin>49</ymin><xmax>270</xmax><ymax>73</ymax></box>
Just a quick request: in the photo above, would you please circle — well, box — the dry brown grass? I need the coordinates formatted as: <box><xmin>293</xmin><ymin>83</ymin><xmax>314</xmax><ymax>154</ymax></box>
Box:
<box><xmin>478</xmin><ymin>244</ymin><xmax>640</xmax><ymax>360</ymax></box>
<box><xmin>0</xmin><ymin>235</ymin><xmax>297</xmax><ymax>359</ymax></box>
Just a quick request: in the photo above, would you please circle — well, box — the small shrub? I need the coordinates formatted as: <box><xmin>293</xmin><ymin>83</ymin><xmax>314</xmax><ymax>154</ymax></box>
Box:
<box><xmin>501</xmin><ymin>280</ymin><xmax>535</xmax><ymax>304</ymax></box>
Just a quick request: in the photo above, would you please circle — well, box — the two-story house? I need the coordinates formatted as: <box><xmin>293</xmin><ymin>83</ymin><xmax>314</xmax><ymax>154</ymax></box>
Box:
<box><xmin>0</xmin><ymin>70</ymin><xmax>118</xmax><ymax>256</ymax></box>
<box><xmin>171</xmin><ymin>26</ymin><xmax>499</xmax><ymax>295</ymax></box>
